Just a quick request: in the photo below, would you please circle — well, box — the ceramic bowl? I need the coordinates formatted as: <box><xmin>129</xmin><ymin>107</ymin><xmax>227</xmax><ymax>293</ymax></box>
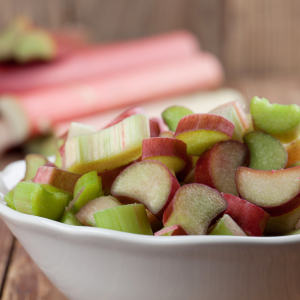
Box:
<box><xmin>0</xmin><ymin>159</ymin><xmax>300</xmax><ymax>300</ymax></box>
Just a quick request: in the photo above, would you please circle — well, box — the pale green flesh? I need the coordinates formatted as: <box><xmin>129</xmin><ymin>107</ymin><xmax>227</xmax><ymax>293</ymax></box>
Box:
<box><xmin>209</xmin><ymin>214</ymin><xmax>246</xmax><ymax>236</ymax></box>
<box><xmin>285</xmin><ymin>228</ymin><xmax>300</xmax><ymax>235</ymax></box>
<box><xmin>162</xmin><ymin>106</ymin><xmax>193</xmax><ymax>132</ymax></box>
<box><xmin>250</xmin><ymin>96</ymin><xmax>300</xmax><ymax>134</ymax></box>
<box><xmin>14</xmin><ymin>30</ymin><xmax>55</xmax><ymax>63</ymax></box>
<box><xmin>209</xmin><ymin>106</ymin><xmax>244</xmax><ymax>142</ymax></box>
<box><xmin>73</xmin><ymin>171</ymin><xmax>103</xmax><ymax>212</ymax></box>
<box><xmin>65</xmin><ymin>114</ymin><xmax>150</xmax><ymax>174</ymax></box>
<box><xmin>94</xmin><ymin>204</ymin><xmax>153</xmax><ymax>235</ymax></box>
<box><xmin>14</xmin><ymin>182</ymin><xmax>68</xmax><ymax>220</ymax></box>
<box><xmin>265</xmin><ymin>205</ymin><xmax>300</xmax><ymax>235</ymax></box>
<box><xmin>176</xmin><ymin>130</ymin><xmax>230</xmax><ymax>156</ymax></box>
<box><xmin>4</xmin><ymin>189</ymin><xmax>16</xmax><ymax>210</ymax></box>
<box><xmin>244</xmin><ymin>131</ymin><xmax>287</xmax><ymax>170</ymax></box>
<box><xmin>166</xmin><ymin>184</ymin><xmax>227</xmax><ymax>235</ymax></box>
<box><xmin>0</xmin><ymin>18</ymin><xmax>28</xmax><ymax>61</ymax></box>
<box><xmin>24</xmin><ymin>154</ymin><xmax>48</xmax><ymax>181</ymax></box>
<box><xmin>60</xmin><ymin>207</ymin><xmax>83</xmax><ymax>226</ymax></box>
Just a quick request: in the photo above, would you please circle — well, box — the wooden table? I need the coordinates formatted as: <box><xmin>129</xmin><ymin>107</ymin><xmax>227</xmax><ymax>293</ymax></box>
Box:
<box><xmin>0</xmin><ymin>78</ymin><xmax>299</xmax><ymax>299</ymax></box>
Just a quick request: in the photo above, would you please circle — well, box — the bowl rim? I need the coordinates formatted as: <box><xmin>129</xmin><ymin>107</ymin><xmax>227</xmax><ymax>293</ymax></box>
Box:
<box><xmin>1</xmin><ymin>159</ymin><xmax>300</xmax><ymax>247</ymax></box>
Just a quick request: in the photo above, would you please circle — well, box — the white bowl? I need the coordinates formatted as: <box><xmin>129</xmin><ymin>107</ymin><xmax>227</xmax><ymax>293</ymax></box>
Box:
<box><xmin>1</xmin><ymin>159</ymin><xmax>300</xmax><ymax>300</ymax></box>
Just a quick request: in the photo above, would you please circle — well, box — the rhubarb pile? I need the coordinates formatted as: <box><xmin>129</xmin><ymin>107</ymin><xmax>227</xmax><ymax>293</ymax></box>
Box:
<box><xmin>5</xmin><ymin>96</ymin><xmax>300</xmax><ymax>237</ymax></box>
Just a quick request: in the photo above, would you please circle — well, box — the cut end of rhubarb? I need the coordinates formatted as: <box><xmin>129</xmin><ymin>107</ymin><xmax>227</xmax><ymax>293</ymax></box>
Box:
<box><xmin>112</xmin><ymin>160</ymin><xmax>180</xmax><ymax>217</ymax></box>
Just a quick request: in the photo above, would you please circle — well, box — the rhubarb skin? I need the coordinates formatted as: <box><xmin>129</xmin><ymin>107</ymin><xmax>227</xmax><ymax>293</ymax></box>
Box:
<box><xmin>149</xmin><ymin>119</ymin><xmax>160</xmax><ymax>137</ymax></box>
<box><xmin>236</xmin><ymin>166</ymin><xmax>300</xmax><ymax>217</ymax></box>
<box><xmin>174</xmin><ymin>114</ymin><xmax>234</xmax><ymax>156</ymax></box>
<box><xmin>222</xmin><ymin>193</ymin><xmax>269</xmax><ymax>236</ymax></box>
<box><xmin>142</xmin><ymin>138</ymin><xmax>187</xmax><ymax>173</ymax></box>
<box><xmin>33</xmin><ymin>166</ymin><xmax>81</xmax><ymax>194</ymax></box>
<box><xmin>195</xmin><ymin>141</ymin><xmax>248</xmax><ymax>196</ymax></box>
<box><xmin>111</xmin><ymin>160</ymin><xmax>180</xmax><ymax>220</ymax></box>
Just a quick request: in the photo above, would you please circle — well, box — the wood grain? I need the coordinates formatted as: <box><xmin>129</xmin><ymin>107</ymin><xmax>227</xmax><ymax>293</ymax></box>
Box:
<box><xmin>1</xmin><ymin>241</ymin><xmax>68</xmax><ymax>300</ymax></box>
<box><xmin>0</xmin><ymin>219</ymin><xmax>14</xmax><ymax>297</ymax></box>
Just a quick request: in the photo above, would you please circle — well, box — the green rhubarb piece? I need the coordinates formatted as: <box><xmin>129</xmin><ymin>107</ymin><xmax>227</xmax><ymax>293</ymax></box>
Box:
<box><xmin>210</xmin><ymin>105</ymin><xmax>244</xmax><ymax>142</ymax></box>
<box><xmin>0</xmin><ymin>17</ymin><xmax>29</xmax><ymax>61</ymax></box>
<box><xmin>288</xmin><ymin>161</ymin><xmax>300</xmax><ymax>168</ymax></box>
<box><xmin>250</xmin><ymin>96</ymin><xmax>300</xmax><ymax>143</ymax></box>
<box><xmin>23</xmin><ymin>135</ymin><xmax>57</xmax><ymax>157</ymax></box>
<box><xmin>162</xmin><ymin>106</ymin><xmax>193</xmax><ymax>132</ymax></box>
<box><xmin>65</xmin><ymin>114</ymin><xmax>150</xmax><ymax>174</ymax></box>
<box><xmin>285</xmin><ymin>228</ymin><xmax>300</xmax><ymax>236</ymax></box>
<box><xmin>60</xmin><ymin>207</ymin><xmax>83</xmax><ymax>226</ymax></box>
<box><xmin>13</xmin><ymin>181</ymin><xmax>69</xmax><ymax>220</ymax></box>
<box><xmin>24</xmin><ymin>153</ymin><xmax>48</xmax><ymax>181</ymax></box>
<box><xmin>4</xmin><ymin>189</ymin><xmax>16</xmax><ymax>210</ymax></box>
<box><xmin>73</xmin><ymin>171</ymin><xmax>103</xmax><ymax>212</ymax></box>
<box><xmin>244</xmin><ymin>131</ymin><xmax>287</xmax><ymax>170</ymax></box>
<box><xmin>265</xmin><ymin>205</ymin><xmax>300</xmax><ymax>235</ymax></box>
<box><xmin>13</xmin><ymin>29</ymin><xmax>56</xmax><ymax>63</ymax></box>
<box><xmin>75</xmin><ymin>196</ymin><xmax>121</xmax><ymax>226</ymax></box>
<box><xmin>209</xmin><ymin>214</ymin><xmax>246</xmax><ymax>236</ymax></box>
<box><xmin>94</xmin><ymin>204</ymin><xmax>153</xmax><ymax>235</ymax></box>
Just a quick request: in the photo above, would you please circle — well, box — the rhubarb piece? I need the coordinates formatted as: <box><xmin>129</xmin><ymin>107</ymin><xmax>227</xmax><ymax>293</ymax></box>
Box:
<box><xmin>33</xmin><ymin>166</ymin><xmax>81</xmax><ymax>194</ymax></box>
<box><xmin>208</xmin><ymin>214</ymin><xmax>246</xmax><ymax>236</ymax></box>
<box><xmin>195</xmin><ymin>141</ymin><xmax>248</xmax><ymax>196</ymax></box>
<box><xmin>150</xmin><ymin>117</ymin><xmax>169</xmax><ymax>134</ymax></box>
<box><xmin>174</xmin><ymin>114</ymin><xmax>234</xmax><ymax>156</ymax></box>
<box><xmin>222</xmin><ymin>193</ymin><xmax>269</xmax><ymax>236</ymax></box>
<box><xmin>60</xmin><ymin>207</ymin><xmax>83</xmax><ymax>226</ymax></box>
<box><xmin>149</xmin><ymin>119</ymin><xmax>160</xmax><ymax>137</ymax></box>
<box><xmin>163</xmin><ymin>184</ymin><xmax>227</xmax><ymax>235</ymax></box>
<box><xmin>285</xmin><ymin>228</ymin><xmax>300</xmax><ymax>235</ymax></box>
<box><xmin>75</xmin><ymin>196</ymin><xmax>121</xmax><ymax>226</ymax></box>
<box><xmin>111</xmin><ymin>160</ymin><xmax>180</xmax><ymax>219</ymax></box>
<box><xmin>236</xmin><ymin>167</ymin><xmax>300</xmax><ymax>216</ymax></box>
<box><xmin>4</xmin><ymin>189</ymin><xmax>16</xmax><ymax>210</ymax></box>
<box><xmin>0</xmin><ymin>17</ymin><xmax>30</xmax><ymax>61</ymax></box>
<box><xmin>13</xmin><ymin>29</ymin><xmax>56</xmax><ymax>63</ymax></box>
<box><xmin>98</xmin><ymin>165</ymin><xmax>129</xmax><ymax>196</ymax></box>
<box><xmin>286</xmin><ymin>139</ymin><xmax>300</xmax><ymax>168</ymax></box>
<box><xmin>154</xmin><ymin>225</ymin><xmax>179</xmax><ymax>236</ymax></box>
<box><xmin>13</xmin><ymin>181</ymin><xmax>69</xmax><ymax>220</ymax></box>
<box><xmin>288</xmin><ymin>162</ymin><xmax>300</xmax><ymax>168</ymax></box>
<box><xmin>67</xmin><ymin>122</ymin><xmax>96</xmax><ymax>140</ymax></box>
<box><xmin>209</xmin><ymin>101</ymin><xmax>248</xmax><ymax>142</ymax></box>
<box><xmin>250</xmin><ymin>96</ymin><xmax>300</xmax><ymax>143</ymax></box>
<box><xmin>264</xmin><ymin>205</ymin><xmax>300</xmax><ymax>235</ymax></box>
<box><xmin>162</xmin><ymin>106</ymin><xmax>193</xmax><ymax>132</ymax></box>
<box><xmin>24</xmin><ymin>153</ymin><xmax>49</xmax><ymax>181</ymax></box>
<box><xmin>73</xmin><ymin>171</ymin><xmax>103</xmax><ymax>212</ymax></box>
<box><xmin>65</xmin><ymin>114</ymin><xmax>150</xmax><ymax>174</ymax></box>
<box><xmin>244</xmin><ymin>131</ymin><xmax>287</xmax><ymax>170</ymax></box>
<box><xmin>176</xmin><ymin>155</ymin><xmax>194</xmax><ymax>182</ymax></box>
<box><xmin>159</xmin><ymin>131</ymin><xmax>174</xmax><ymax>138</ymax></box>
<box><xmin>142</xmin><ymin>138</ymin><xmax>187</xmax><ymax>173</ymax></box>
<box><xmin>94</xmin><ymin>204</ymin><xmax>153</xmax><ymax>235</ymax></box>
<box><xmin>145</xmin><ymin>209</ymin><xmax>163</xmax><ymax>232</ymax></box>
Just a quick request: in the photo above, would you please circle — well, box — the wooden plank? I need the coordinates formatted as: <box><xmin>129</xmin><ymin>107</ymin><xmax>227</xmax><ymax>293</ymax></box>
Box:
<box><xmin>1</xmin><ymin>240</ymin><xmax>68</xmax><ymax>300</ymax></box>
<box><xmin>226</xmin><ymin>77</ymin><xmax>300</xmax><ymax>107</ymax></box>
<box><xmin>223</xmin><ymin>0</ymin><xmax>300</xmax><ymax>78</ymax></box>
<box><xmin>0</xmin><ymin>219</ymin><xmax>14</xmax><ymax>297</ymax></box>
